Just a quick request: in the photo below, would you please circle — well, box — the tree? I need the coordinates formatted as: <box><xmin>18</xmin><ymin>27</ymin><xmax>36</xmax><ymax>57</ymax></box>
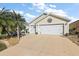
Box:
<box><xmin>0</xmin><ymin>8</ymin><xmax>26</xmax><ymax>39</ymax></box>
<box><xmin>0</xmin><ymin>8</ymin><xmax>9</xmax><ymax>35</ymax></box>
<box><xmin>12</xmin><ymin>10</ymin><xmax>26</xmax><ymax>40</ymax></box>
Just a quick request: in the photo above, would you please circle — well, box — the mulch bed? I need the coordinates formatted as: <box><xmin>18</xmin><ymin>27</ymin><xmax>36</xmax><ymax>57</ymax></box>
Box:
<box><xmin>67</xmin><ymin>35</ymin><xmax>79</xmax><ymax>46</ymax></box>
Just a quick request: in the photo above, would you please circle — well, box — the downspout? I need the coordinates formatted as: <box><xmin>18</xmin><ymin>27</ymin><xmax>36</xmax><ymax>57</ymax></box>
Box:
<box><xmin>63</xmin><ymin>24</ymin><xmax>64</xmax><ymax>35</ymax></box>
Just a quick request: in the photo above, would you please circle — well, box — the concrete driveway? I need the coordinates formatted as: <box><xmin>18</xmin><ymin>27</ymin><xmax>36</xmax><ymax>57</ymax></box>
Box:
<box><xmin>0</xmin><ymin>34</ymin><xmax>79</xmax><ymax>56</ymax></box>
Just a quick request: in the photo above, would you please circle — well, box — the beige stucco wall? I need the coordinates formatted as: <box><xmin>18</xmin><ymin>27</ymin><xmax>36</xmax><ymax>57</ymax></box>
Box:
<box><xmin>36</xmin><ymin>16</ymin><xmax>67</xmax><ymax>25</ymax></box>
<box><xmin>30</xmin><ymin>14</ymin><xmax>47</xmax><ymax>25</ymax></box>
<box><xmin>64</xmin><ymin>23</ymin><xmax>69</xmax><ymax>34</ymax></box>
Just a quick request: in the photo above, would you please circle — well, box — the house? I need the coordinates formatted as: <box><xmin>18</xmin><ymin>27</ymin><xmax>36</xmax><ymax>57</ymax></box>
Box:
<box><xmin>21</xmin><ymin>22</ymin><xmax>29</xmax><ymax>34</ymax></box>
<box><xmin>29</xmin><ymin>12</ymin><xmax>70</xmax><ymax>35</ymax></box>
<box><xmin>69</xmin><ymin>20</ymin><xmax>79</xmax><ymax>34</ymax></box>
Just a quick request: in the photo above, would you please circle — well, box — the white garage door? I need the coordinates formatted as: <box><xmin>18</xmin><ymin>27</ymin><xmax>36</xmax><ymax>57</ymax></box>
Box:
<box><xmin>36</xmin><ymin>25</ymin><xmax>63</xmax><ymax>35</ymax></box>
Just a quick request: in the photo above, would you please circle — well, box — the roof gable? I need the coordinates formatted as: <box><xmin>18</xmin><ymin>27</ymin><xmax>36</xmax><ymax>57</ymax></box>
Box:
<box><xmin>30</xmin><ymin>12</ymin><xmax>70</xmax><ymax>24</ymax></box>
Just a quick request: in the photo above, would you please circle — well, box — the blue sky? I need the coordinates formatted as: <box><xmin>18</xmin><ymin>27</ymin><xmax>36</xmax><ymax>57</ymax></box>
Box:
<box><xmin>0</xmin><ymin>3</ymin><xmax>79</xmax><ymax>23</ymax></box>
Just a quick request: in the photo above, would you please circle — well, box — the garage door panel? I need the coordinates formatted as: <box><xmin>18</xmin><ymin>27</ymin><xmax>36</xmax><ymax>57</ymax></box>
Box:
<box><xmin>37</xmin><ymin>25</ymin><xmax>63</xmax><ymax>35</ymax></box>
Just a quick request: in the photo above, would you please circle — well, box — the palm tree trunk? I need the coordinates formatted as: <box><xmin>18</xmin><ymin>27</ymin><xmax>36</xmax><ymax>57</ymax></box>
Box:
<box><xmin>17</xmin><ymin>25</ymin><xmax>20</xmax><ymax>40</ymax></box>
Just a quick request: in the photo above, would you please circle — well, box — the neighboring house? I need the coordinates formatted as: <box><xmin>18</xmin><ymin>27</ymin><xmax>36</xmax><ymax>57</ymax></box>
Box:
<box><xmin>29</xmin><ymin>12</ymin><xmax>70</xmax><ymax>35</ymax></box>
<box><xmin>69</xmin><ymin>20</ymin><xmax>79</xmax><ymax>34</ymax></box>
<box><xmin>22</xmin><ymin>22</ymin><xmax>29</xmax><ymax>34</ymax></box>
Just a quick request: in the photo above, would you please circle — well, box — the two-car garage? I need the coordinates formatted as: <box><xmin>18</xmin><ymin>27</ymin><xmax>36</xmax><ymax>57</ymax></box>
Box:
<box><xmin>34</xmin><ymin>24</ymin><xmax>64</xmax><ymax>35</ymax></box>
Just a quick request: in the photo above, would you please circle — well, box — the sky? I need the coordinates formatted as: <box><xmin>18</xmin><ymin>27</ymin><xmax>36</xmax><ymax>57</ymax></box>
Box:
<box><xmin>0</xmin><ymin>3</ymin><xmax>79</xmax><ymax>23</ymax></box>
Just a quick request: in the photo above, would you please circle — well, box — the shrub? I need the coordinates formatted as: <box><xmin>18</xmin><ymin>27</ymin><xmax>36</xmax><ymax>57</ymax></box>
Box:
<box><xmin>75</xmin><ymin>32</ymin><xmax>79</xmax><ymax>35</ymax></box>
<box><xmin>0</xmin><ymin>42</ymin><xmax>7</xmax><ymax>51</ymax></box>
<box><xmin>64</xmin><ymin>33</ymin><xmax>69</xmax><ymax>36</ymax></box>
<box><xmin>77</xmin><ymin>33</ymin><xmax>79</xmax><ymax>38</ymax></box>
<box><xmin>35</xmin><ymin>32</ymin><xmax>38</xmax><ymax>35</ymax></box>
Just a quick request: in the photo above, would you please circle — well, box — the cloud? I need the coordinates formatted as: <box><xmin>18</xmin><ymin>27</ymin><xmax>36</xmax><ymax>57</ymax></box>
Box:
<box><xmin>32</xmin><ymin>3</ymin><xmax>56</xmax><ymax>10</ymax></box>
<box><xmin>21</xmin><ymin>4</ymin><xmax>26</xmax><ymax>7</ymax></box>
<box><xmin>25</xmin><ymin>13</ymin><xmax>35</xmax><ymax>18</ymax></box>
<box><xmin>24</xmin><ymin>13</ymin><xmax>36</xmax><ymax>22</ymax></box>
<box><xmin>32</xmin><ymin>3</ymin><xmax>57</xmax><ymax>13</ymax></box>
<box><xmin>28</xmin><ymin>7</ymin><xmax>34</xmax><ymax>10</ymax></box>
<box><xmin>31</xmin><ymin>3</ymin><xmax>46</xmax><ymax>13</ymax></box>
<box><xmin>45</xmin><ymin>8</ymin><xmax>67</xmax><ymax>17</ymax></box>
<box><xmin>32</xmin><ymin>3</ymin><xmax>46</xmax><ymax>10</ymax></box>
<box><xmin>0</xmin><ymin>8</ymin><xmax>2</xmax><ymax>10</ymax></box>
<box><xmin>49</xmin><ymin>4</ymin><xmax>56</xmax><ymax>8</ymax></box>
<box><xmin>12</xmin><ymin>10</ymin><xmax>24</xmax><ymax>16</ymax></box>
<box><xmin>28</xmin><ymin>3</ymin><xmax>45</xmax><ymax>13</ymax></box>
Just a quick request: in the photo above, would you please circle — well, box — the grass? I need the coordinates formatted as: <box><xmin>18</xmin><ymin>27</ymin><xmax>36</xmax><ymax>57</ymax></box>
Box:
<box><xmin>0</xmin><ymin>42</ymin><xmax>7</xmax><ymax>51</ymax></box>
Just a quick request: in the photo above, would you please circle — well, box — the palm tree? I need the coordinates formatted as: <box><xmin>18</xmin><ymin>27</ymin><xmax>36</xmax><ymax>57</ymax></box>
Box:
<box><xmin>12</xmin><ymin>10</ymin><xmax>26</xmax><ymax>40</ymax></box>
<box><xmin>0</xmin><ymin>8</ymin><xmax>9</xmax><ymax>35</ymax></box>
<box><xmin>0</xmin><ymin>8</ymin><xmax>15</xmax><ymax>36</ymax></box>
<box><xmin>0</xmin><ymin>8</ymin><xmax>26</xmax><ymax>39</ymax></box>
